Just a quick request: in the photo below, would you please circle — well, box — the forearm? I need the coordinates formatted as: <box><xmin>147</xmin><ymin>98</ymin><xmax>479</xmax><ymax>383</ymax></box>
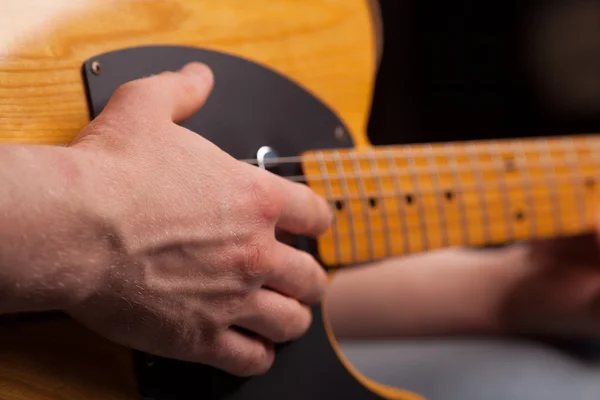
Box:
<box><xmin>324</xmin><ymin>246</ymin><xmax>529</xmax><ymax>339</ymax></box>
<box><xmin>0</xmin><ymin>144</ymin><xmax>113</xmax><ymax>314</ymax></box>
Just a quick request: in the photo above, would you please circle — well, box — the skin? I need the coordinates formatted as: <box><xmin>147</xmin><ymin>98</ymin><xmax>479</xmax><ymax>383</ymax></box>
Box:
<box><xmin>2</xmin><ymin>61</ymin><xmax>600</xmax><ymax>380</ymax></box>
<box><xmin>0</xmin><ymin>62</ymin><xmax>333</xmax><ymax>377</ymax></box>
<box><xmin>326</xmin><ymin>233</ymin><xmax>600</xmax><ymax>340</ymax></box>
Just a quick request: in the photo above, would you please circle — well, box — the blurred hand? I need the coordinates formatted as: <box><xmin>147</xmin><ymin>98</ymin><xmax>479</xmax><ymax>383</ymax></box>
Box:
<box><xmin>65</xmin><ymin>62</ymin><xmax>332</xmax><ymax>376</ymax></box>
<box><xmin>326</xmin><ymin>225</ymin><xmax>600</xmax><ymax>340</ymax></box>
<box><xmin>498</xmin><ymin>232</ymin><xmax>600</xmax><ymax>338</ymax></box>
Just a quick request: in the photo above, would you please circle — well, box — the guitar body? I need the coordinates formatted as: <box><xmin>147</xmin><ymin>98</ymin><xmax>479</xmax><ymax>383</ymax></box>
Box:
<box><xmin>0</xmin><ymin>1</ymin><xmax>421</xmax><ymax>400</ymax></box>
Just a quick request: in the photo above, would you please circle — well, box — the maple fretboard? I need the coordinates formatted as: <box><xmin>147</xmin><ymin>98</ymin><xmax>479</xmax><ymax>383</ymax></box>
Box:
<box><xmin>301</xmin><ymin>134</ymin><xmax>600</xmax><ymax>266</ymax></box>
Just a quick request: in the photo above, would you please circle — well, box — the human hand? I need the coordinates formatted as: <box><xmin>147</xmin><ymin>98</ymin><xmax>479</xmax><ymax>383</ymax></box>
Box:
<box><xmin>64</xmin><ymin>62</ymin><xmax>332</xmax><ymax>376</ymax></box>
<box><xmin>498</xmin><ymin>232</ymin><xmax>600</xmax><ymax>339</ymax></box>
<box><xmin>325</xmin><ymin>227</ymin><xmax>600</xmax><ymax>340</ymax></box>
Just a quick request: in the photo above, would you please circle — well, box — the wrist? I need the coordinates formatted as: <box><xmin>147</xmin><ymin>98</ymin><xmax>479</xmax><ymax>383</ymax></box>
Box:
<box><xmin>0</xmin><ymin>145</ymin><xmax>118</xmax><ymax>314</ymax></box>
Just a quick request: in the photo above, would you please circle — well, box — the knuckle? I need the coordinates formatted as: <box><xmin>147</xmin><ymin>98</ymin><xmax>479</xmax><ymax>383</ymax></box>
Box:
<box><xmin>246</xmin><ymin>176</ymin><xmax>281</xmax><ymax>223</ymax></box>
<box><xmin>236</xmin><ymin>239</ymin><xmax>271</xmax><ymax>282</ymax></box>
<box><xmin>238</xmin><ymin>345</ymin><xmax>274</xmax><ymax>376</ymax></box>
<box><xmin>298</xmin><ymin>185</ymin><xmax>331</xmax><ymax>233</ymax></box>
<box><xmin>278</xmin><ymin>306</ymin><xmax>311</xmax><ymax>342</ymax></box>
<box><xmin>314</xmin><ymin>265</ymin><xmax>328</xmax><ymax>298</ymax></box>
<box><xmin>295</xmin><ymin>306</ymin><xmax>313</xmax><ymax>338</ymax></box>
<box><xmin>177</xmin><ymin>74</ymin><xmax>204</xmax><ymax>100</ymax></box>
<box><xmin>299</xmin><ymin>252</ymin><xmax>327</xmax><ymax>304</ymax></box>
<box><xmin>271</xmin><ymin>317</ymin><xmax>293</xmax><ymax>343</ymax></box>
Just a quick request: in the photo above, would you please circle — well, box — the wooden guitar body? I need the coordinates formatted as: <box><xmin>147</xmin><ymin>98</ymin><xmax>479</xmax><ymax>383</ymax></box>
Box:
<box><xmin>0</xmin><ymin>1</ymin><xmax>420</xmax><ymax>400</ymax></box>
<box><xmin>4</xmin><ymin>2</ymin><xmax>600</xmax><ymax>399</ymax></box>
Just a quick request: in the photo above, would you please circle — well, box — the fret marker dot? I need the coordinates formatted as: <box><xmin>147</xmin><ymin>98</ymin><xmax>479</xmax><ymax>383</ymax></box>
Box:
<box><xmin>334</xmin><ymin>200</ymin><xmax>344</xmax><ymax>211</ymax></box>
<box><xmin>585</xmin><ymin>177</ymin><xmax>595</xmax><ymax>188</ymax></box>
<box><xmin>368</xmin><ymin>198</ymin><xmax>378</xmax><ymax>208</ymax></box>
<box><xmin>405</xmin><ymin>194</ymin><xmax>414</xmax><ymax>205</ymax></box>
<box><xmin>504</xmin><ymin>158</ymin><xmax>516</xmax><ymax>171</ymax></box>
<box><xmin>515</xmin><ymin>211</ymin><xmax>525</xmax><ymax>221</ymax></box>
<box><xmin>444</xmin><ymin>191</ymin><xmax>454</xmax><ymax>201</ymax></box>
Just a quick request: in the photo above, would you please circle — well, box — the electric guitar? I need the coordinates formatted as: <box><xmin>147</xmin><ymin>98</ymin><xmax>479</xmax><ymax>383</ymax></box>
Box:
<box><xmin>1</xmin><ymin>1</ymin><xmax>598</xmax><ymax>399</ymax></box>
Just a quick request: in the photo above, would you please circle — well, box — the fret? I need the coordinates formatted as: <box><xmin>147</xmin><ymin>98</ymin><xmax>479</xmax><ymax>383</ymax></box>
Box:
<box><xmin>314</xmin><ymin>151</ymin><xmax>341</xmax><ymax>265</ymax></box>
<box><xmin>564</xmin><ymin>137</ymin><xmax>586</xmax><ymax>230</ymax></box>
<box><xmin>300</xmin><ymin>133</ymin><xmax>600</xmax><ymax>267</ymax></box>
<box><xmin>349</xmin><ymin>151</ymin><xmax>375</xmax><ymax>261</ymax></box>
<box><xmin>512</xmin><ymin>139</ymin><xmax>537</xmax><ymax>240</ymax></box>
<box><xmin>584</xmin><ymin>137</ymin><xmax>600</xmax><ymax>229</ymax></box>
<box><xmin>384</xmin><ymin>147</ymin><xmax>410</xmax><ymax>255</ymax></box>
<box><xmin>466</xmin><ymin>142</ymin><xmax>492</xmax><ymax>245</ymax></box>
<box><xmin>405</xmin><ymin>145</ymin><xmax>429</xmax><ymax>251</ymax></box>
<box><xmin>537</xmin><ymin>138</ymin><xmax>562</xmax><ymax>235</ymax></box>
<box><xmin>586</xmin><ymin>138</ymin><xmax>600</xmax><ymax>178</ymax></box>
<box><xmin>445</xmin><ymin>143</ymin><xmax>470</xmax><ymax>246</ymax></box>
<box><xmin>331</xmin><ymin>150</ymin><xmax>357</xmax><ymax>264</ymax></box>
<box><xmin>423</xmin><ymin>144</ymin><xmax>449</xmax><ymax>247</ymax></box>
<box><xmin>489</xmin><ymin>141</ymin><xmax>514</xmax><ymax>242</ymax></box>
<box><xmin>366</xmin><ymin>148</ymin><xmax>392</xmax><ymax>258</ymax></box>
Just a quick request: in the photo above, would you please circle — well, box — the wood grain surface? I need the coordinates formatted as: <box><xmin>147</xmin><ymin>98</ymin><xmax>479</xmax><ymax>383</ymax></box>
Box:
<box><xmin>0</xmin><ymin>1</ymin><xmax>377</xmax><ymax>399</ymax></box>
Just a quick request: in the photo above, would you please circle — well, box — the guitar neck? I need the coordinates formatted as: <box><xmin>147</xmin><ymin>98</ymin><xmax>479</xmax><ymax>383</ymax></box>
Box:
<box><xmin>301</xmin><ymin>134</ymin><xmax>600</xmax><ymax>267</ymax></box>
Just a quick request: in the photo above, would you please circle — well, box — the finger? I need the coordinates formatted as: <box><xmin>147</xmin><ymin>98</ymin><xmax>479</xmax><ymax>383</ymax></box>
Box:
<box><xmin>234</xmin><ymin>288</ymin><xmax>312</xmax><ymax>343</ymax></box>
<box><xmin>208</xmin><ymin>328</ymin><xmax>275</xmax><ymax>377</ymax></box>
<box><xmin>103</xmin><ymin>62</ymin><xmax>214</xmax><ymax>123</ymax></box>
<box><xmin>265</xmin><ymin>171</ymin><xmax>333</xmax><ymax>236</ymax></box>
<box><xmin>264</xmin><ymin>241</ymin><xmax>328</xmax><ymax>305</ymax></box>
<box><xmin>530</xmin><ymin>234</ymin><xmax>600</xmax><ymax>266</ymax></box>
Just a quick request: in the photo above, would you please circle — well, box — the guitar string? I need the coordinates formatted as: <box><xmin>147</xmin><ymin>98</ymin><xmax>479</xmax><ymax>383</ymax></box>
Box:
<box><xmin>316</xmin><ymin>219</ymin><xmax>591</xmax><ymax>263</ymax></box>
<box><xmin>237</xmin><ymin>137</ymin><xmax>599</xmax><ymax>262</ymax></box>
<box><xmin>314</xmin><ymin>192</ymin><xmax>593</xmax><ymax>243</ymax></box>
<box><xmin>239</xmin><ymin>136</ymin><xmax>600</xmax><ymax>166</ymax></box>
<box><xmin>321</xmin><ymin>198</ymin><xmax>589</xmax><ymax>239</ymax></box>
<box><xmin>283</xmin><ymin>163</ymin><xmax>600</xmax><ymax>185</ymax></box>
<box><xmin>305</xmin><ymin>170</ymin><xmax>596</xmax><ymax>255</ymax></box>
<box><xmin>244</xmin><ymin>148</ymin><xmax>600</xmax><ymax>183</ymax></box>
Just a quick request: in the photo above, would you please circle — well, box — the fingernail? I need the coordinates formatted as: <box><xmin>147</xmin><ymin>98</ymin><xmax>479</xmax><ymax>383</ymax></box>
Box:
<box><xmin>180</xmin><ymin>62</ymin><xmax>213</xmax><ymax>82</ymax></box>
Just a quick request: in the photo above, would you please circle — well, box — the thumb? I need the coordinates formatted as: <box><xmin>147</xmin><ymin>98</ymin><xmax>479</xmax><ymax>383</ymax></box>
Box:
<box><xmin>104</xmin><ymin>62</ymin><xmax>214</xmax><ymax>123</ymax></box>
<box><xmin>169</xmin><ymin>62</ymin><xmax>215</xmax><ymax>122</ymax></box>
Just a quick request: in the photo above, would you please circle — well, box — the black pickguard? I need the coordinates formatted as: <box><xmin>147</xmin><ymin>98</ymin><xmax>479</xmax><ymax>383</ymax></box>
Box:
<box><xmin>83</xmin><ymin>46</ymin><xmax>385</xmax><ymax>400</ymax></box>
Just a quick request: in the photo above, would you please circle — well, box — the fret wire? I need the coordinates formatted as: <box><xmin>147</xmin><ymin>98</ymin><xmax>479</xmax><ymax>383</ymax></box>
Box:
<box><xmin>295</xmin><ymin>156</ymin><xmax>600</xmax><ymax>182</ymax></box>
<box><xmin>328</xmin><ymin>215</ymin><xmax>589</xmax><ymax>260</ymax></box>
<box><xmin>489</xmin><ymin>141</ymin><xmax>514</xmax><ymax>242</ymax></box>
<box><xmin>406</xmin><ymin>145</ymin><xmax>429</xmax><ymax>251</ymax></box>
<box><xmin>585</xmin><ymin>136</ymin><xmax>600</xmax><ymax>196</ymax></box>
<box><xmin>537</xmin><ymin>138</ymin><xmax>562</xmax><ymax>235</ymax></box>
<box><xmin>424</xmin><ymin>144</ymin><xmax>449</xmax><ymax>247</ymax></box>
<box><xmin>328</xmin><ymin>219</ymin><xmax>589</xmax><ymax>246</ymax></box>
<box><xmin>242</xmin><ymin>135</ymin><xmax>600</xmax><ymax>165</ymax></box>
<box><xmin>466</xmin><ymin>142</ymin><xmax>492</xmax><ymax>244</ymax></box>
<box><xmin>512</xmin><ymin>139</ymin><xmax>537</xmax><ymax>240</ymax></box>
<box><xmin>384</xmin><ymin>147</ymin><xmax>411</xmax><ymax>255</ymax></box>
<box><xmin>314</xmin><ymin>151</ymin><xmax>341</xmax><ymax>265</ymax></box>
<box><xmin>367</xmin><ymin>148</ymin><xmax>392</xmax><ymax>257</ymax></box>
<box><xmin>349</xmin><ymin>148</ymin><xmax>375</xmax><ymax>261</ymax></box>
<box><xmin>325</xmin><ymin>197</ymin><xmax>592</xmax><ymax>241</ymax></box>
<box><xmin>584</xmin><ymin>136</ymin><xmax>600</xmax><ymax>229</ymax></box>
<box><xmin>331</xmin><ymin>150</ymin><xmax>357</xmax><ymax>263</ymax></box>
<box><xmin>445</xmin><ymin>143</ymin><xmax>470</xmax><ymax>246</ymax></box>
<box><xmin>565</xmin><ymin>137</ymin><xmax>586</xmax><ymax>229</ymax></box>
<box><xmin>319</xmin><ymin>171</ymin><xmax>593</xmax><ymax>200</ymax></box>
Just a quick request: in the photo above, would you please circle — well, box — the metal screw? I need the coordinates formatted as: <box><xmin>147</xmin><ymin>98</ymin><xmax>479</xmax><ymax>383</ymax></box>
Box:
<box><xmin>146</xmin><ymin>355</ymin><xmax>156</xmax><ymax>367</ymax></box>
<box><xmin>334</xmin><ymin>126</ymin><xmax>346</xmax><ymax>141</ymax></box>
<box><xmin>91</xmin><ymin>61</ymin><xmax>102</xmax><ymax>75</ymax></box>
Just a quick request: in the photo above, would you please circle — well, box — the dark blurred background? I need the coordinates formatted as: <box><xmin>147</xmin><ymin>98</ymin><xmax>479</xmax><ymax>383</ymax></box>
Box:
<box><xmin>368</xmin><ymin>0</ymin><xmax>600</xmax><ymax>145</ymax></box>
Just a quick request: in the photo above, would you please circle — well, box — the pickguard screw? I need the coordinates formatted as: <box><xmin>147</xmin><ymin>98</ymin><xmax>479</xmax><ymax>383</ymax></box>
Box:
<box><xmin>146</xmin><ymin>355</ymin><xmax>156</xmax><ymax>367</ymax></box>
<box><xmin>91</xmin><ymin>61</ymin><xmax>102</xmax><ymax>75</ymax></box>
<box><xmin>334</xmin><ymin>126</ymin><xmax>346</xmax><ymax>141</ymax></box>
